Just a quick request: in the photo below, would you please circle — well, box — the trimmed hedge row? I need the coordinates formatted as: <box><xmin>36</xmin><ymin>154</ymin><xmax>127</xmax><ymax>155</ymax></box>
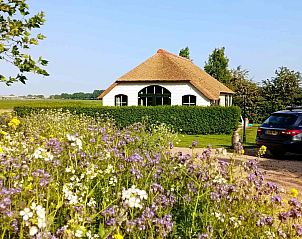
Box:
<box><xmin>14</xmin><ymin>106</ymin><xmax>241</xmax><ymax>135</ymax></box>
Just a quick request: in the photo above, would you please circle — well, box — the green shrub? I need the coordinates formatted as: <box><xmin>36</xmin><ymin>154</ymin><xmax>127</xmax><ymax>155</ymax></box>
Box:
<box><xmin>14</xmin><ymin>106</ymin><xmax>241</xmax><ymax>134</ymax></box>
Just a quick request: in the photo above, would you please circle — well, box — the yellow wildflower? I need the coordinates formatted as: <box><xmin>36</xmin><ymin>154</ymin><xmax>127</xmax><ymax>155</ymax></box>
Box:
<box><xmin>113</xmin><ymin>233</ymin><xmax>123</xmax><ymax>239</ymax></box>
<box><xmin>257</xmin><ymin>145</ymin><xmax>267</xmax><ymax>157</ymax></box>
<box><xmin>25</xmin><ymin>183</ymin><xmax>33</xmax><ymax>191</ymax></box>
<box><xmin>0</xmin><ymin>130</ymin><xmax>7</xmax><ymax>135</ymax></box>
<box><xmin>260</xmin><ymin>145</ymin><xmax>267</xmax><ymax>155</ymax></box>
<box><xmin>241</xmin><ymin>149</ymin><xmax>245</xmax><ymax>155</ymax></box>
<box><xmin>290</xmin><ymin>188</ymin><xmax>298</xmax><ymax>198</ymax></box>
<box><xmin>0</xmin><ymin>147</ymin><xmax>3</xmax><ymax>153</ymax></box>
<box><xmin>8</xmin><ymin>117</ymin><xmax>20</xmax><ymax>128</ymax></box>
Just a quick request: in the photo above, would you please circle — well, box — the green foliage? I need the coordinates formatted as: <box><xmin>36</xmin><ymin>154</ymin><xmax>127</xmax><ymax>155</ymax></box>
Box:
<box><xmin>229</xmin><ymin>66</ymin><xmax>262</xmax><ymax>123</ymax></box>
<box><xmin>49</xmin><ymin>90</ymin><xmax>104</xmax><ymax>100</ymax></box>
<box><xmin>0</xmin><ymin>0</ymin><xmax>48</xmax><ymax>85</ymax></box>
<box><xmin>260</xmin><ymin>67</ymin><xmax>302</xmax><ymax>120</ymax></box>
<box><xmin>204</xmin><ymin>47</ymin><xmax>231</xmax><ymax>86</ymax></box>
<box><xmin>14</xmin><ymin>105</ymin><xmax>241</xmax><ymax>134</ymax></box>
<box><xmin>179</xmin><ymin>46</ymin><xmax>190</xmax><ymax>59</ymax></box>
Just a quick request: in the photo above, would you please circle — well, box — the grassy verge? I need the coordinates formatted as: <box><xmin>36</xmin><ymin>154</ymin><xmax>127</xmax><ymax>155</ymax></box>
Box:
<box><xmin>177</xmin><ymin>125</ymin><xmax>259</xmax><ymax>148</ymax></box>
<box><xmin>0</xmin><ymin>99</ymin><xmax>102</xmax><ymax>110</ymax></box>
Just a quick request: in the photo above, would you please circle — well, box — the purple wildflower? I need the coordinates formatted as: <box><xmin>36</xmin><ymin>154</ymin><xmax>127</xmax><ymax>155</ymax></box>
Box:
<box><xmin>278</xmin><ymin>211</ymin><xmax>290</xmax><ymax>222</ymax></box>
<box><xmin>102</xmin><ymin>206</ymin><xmax>116</xmax><ymax>217</ymax></box>
<box><xmin>271</xmin><ymin>195</ymin><xmax>282</xmax><ymax>204</ymax></box>
<box><xmin>191</xmin><ymin>140</ymin><xmax>198</xmax><ymax>147</ymax></box>
<box><xmin>105</xmin><ymin>218</ymin><xmax>116</xmax><ymax>226</ymax></box>
<box><xmin>198</xmin><ymin>233</ymin><xmax>210</xmax><ymax>239</ymax></box>
<box><xmin>293</xmin><ymin>224</ymin><xmax>302</xmax><ymax>236</ymax></box>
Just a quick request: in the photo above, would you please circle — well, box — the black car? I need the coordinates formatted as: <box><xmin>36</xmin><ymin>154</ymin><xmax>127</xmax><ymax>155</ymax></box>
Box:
<box><xmin>256</xmin><ymin>106</ymin><xmax>302</xmax><ymax>156</ymax></box>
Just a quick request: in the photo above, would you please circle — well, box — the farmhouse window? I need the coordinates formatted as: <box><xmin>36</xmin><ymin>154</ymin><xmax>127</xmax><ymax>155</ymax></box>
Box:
<box><xmin>224</xmin><ymin>95</ymin><xmax>232</xmax><ymax>107</ymax></box>
<box><xmin>115</xmin><ymin>94</ymin><xmax>128</xmax><ymax>106</ymax></box>
<box><xmin>182</xmin><ymin>95</ymin><xmax>196</xmax><ymax>106</ymax></box>
<box><xmin>138</xmin><ymin>85</ymin><xmax>171</xmax><ymax>106</ymax></box>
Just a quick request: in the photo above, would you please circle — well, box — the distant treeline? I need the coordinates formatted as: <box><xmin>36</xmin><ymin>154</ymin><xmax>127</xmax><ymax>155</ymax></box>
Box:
<box><xmin>49</xmin><ymin>90</ymin><xmax>104</xmax><ymax>100</ymax></box>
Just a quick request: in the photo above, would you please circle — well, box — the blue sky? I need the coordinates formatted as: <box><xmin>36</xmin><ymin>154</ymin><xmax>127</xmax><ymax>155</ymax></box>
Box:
<box><xmin>1</xmin><ymin>0</ymin><xmax>302</xmax><ymax>96</ymax></box>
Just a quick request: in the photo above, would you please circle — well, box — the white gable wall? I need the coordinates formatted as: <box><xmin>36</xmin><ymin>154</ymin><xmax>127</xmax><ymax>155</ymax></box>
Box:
<box><xmin>102</xmin><ymin>82</ymin><xmax>211</xmax><ymax>106</ymax></box>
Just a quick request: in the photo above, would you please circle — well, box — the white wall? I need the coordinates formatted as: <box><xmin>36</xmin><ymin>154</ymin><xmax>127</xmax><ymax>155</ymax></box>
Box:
<box><xmin>103</xmin><ymin>82</ymin><xmax>211</xmax><ymax>106</ymax></box>
<box><xmin>219</xmin><ymin>94</ymin><xmax>233</xmax><ymax>106</ymax></box>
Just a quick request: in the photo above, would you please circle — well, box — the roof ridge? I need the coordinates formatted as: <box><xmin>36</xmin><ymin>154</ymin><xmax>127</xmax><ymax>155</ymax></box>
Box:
<box><xmin>157</xmin><ymin>49</ymin><xmax>193</xmax><ymax>62</ymax></box>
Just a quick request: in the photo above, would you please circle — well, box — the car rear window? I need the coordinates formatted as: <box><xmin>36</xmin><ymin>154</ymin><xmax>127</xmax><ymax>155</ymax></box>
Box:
<box><xmin>262</xmin><ymin>113</ymin><xmax>298</xmax><ymax>127</ymax></box>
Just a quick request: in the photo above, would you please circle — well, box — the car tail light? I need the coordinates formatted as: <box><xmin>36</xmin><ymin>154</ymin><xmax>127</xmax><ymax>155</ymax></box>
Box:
<box><xmin>281</xmin><ymin>129</ymin><xmax>302</xmax><ymax>136</ymax></box>
<box><xmin>257</xmin><ymin>128</ymin><xmax>263</xmax><ymax>136</ymax></box>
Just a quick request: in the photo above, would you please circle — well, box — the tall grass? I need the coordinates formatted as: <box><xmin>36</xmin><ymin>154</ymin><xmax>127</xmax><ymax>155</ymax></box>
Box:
<box><xmin>0</xmin><ymin>111</ymin><xmax>301</xmax><ymax>238</ymax></box>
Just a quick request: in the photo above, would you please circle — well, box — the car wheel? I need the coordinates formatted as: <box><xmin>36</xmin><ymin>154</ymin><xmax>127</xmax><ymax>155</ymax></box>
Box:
<box><xmin>269</xmin><ymin>148</ymin><xmax>286</xmax><ymax>158</ymax></box>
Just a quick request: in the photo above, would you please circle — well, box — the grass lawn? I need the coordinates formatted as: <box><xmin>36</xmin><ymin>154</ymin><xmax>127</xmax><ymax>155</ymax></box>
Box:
<box><xmin>177</xmin><ymin>125</ymin><xmax>259</xmax><ymax>149</ymax></box>
<box><xmin>0</xmin><ymin>99</ymin><xmax>102</xmax><ymax>110</ymax></box>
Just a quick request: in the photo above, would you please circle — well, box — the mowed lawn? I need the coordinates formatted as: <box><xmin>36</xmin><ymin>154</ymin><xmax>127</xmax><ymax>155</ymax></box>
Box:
<box><xmin>177</xmin><ymin>125</ymin><xmax>259</xmax><ymax>148</ymax></box>
<box><xmin>0</xmin><ymin>99</ymin><xmax>102</xmax><ymax>110</ymax></box>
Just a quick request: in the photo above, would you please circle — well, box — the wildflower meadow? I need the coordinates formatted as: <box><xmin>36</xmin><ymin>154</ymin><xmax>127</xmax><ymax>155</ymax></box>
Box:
<box><xmin>0</xmin><ymin>110</ymin><xmax>301</xmax><ymax>238</ymax></box>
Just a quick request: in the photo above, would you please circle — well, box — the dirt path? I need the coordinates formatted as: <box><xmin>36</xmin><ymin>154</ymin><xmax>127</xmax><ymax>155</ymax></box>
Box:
<box><xmin>172</xmin><ymin>147</ymin><xmax>302</xmax><ymax>195</ymax></box>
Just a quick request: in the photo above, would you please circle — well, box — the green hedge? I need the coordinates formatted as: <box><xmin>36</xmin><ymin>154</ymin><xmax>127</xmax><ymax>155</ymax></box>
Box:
<box><xmin>14</xmin><ymin>106</ymin><xmax>241</xmax><ymax>135</ymax></box>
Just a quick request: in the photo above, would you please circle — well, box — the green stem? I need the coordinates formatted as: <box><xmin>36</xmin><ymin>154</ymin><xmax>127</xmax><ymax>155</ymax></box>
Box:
<box><xmin>1</xmin><ymin>228</ymin><xmax>7</xmax><ymax>239</ymax></box>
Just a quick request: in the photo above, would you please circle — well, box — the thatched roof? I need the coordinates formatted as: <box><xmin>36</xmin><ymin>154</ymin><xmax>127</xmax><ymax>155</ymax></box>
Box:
<box><xmin>98</xmin><ymin>49</ymin><xmax>233</xmax><ymax>100</ymax></box>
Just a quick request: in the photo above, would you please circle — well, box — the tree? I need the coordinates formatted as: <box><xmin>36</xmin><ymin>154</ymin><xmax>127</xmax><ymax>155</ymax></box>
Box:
<box><xmin>261</xmin><ymin>67</ymin><xmax>301</xmax><ymax>110</ymax></box>
<box><xmin>204</xmin><ymin>47</ymin><xmax>231</xmax><ymax>86</ymax></box>
<box><xmin>0</xmin><ymin>0</ymin><xmax>48</xmax><ymax>85</ymax></box>
<box><xmin>179</xmin><ymin>46</ymin><xmax>190</xmax><ymax>59</ymax></box>
<box><xmin>92</xmin><ymin>90</ymin><xmax>104</xmax><ymax>99</ymax></box>
<box><xmin>49</xmin><ymin>90</ymin><xmax>104</xmax><ymax>100</ymax></box>
<box><xmin>229</xmin><ymin>66</ymin><xmax>261</xmax><ymax>122</ymax></box>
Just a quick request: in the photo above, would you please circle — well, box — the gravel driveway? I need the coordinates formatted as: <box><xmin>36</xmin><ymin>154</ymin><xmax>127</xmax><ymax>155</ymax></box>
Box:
<box><xmin>172</xmin><ymin>147</ymin><xmax>302</xmax><ymax>196</ymax></box>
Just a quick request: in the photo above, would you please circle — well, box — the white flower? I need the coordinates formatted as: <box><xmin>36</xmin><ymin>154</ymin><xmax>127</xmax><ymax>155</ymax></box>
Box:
<box><xmin>33</xmin><ymin>147</ymin><xmax>53</xmax><ymax>161</ymax></box>
<box><xmin>45</xmin><ymin>152</ymin><xmax>54</xmax><ymax>161</ymax></box>
<box><xmin>29</xmin><ymin>226</ymin><xmax>38</xmax><ymax>236</ymax></box>
<box><xmin>87</xmin><ymin>198</ymin><xmax>97</xmax><ymax>208</ymax></box>
<box><xmin>20</xmin><ymin>208</ymin><xmax>33</xmax><ymax>221</ymax></box>
<box><xmin>213</xmin><ymin>175</ymin><xmax>227</xmax><ymax>184</ymax></box>
<box><xmin>212</xmin><ymin>212</ymin><xmax>225</xmax><ymax>222</ymax></box>
<box><xmin>66</xmin><ymin>134</ymin><xmax>77</xmax><ymax>142</ymax></box>
<box><xmin>30</xmin><ymin>202</ymin><xmax>37</xmax><ymax>210</ymax></box>
<box><xmin>86</xmin><ymin>230</ymin><xmax>100</xmax><ymax>239</ymax></box>
<box><xmin>137</xmin><ymin>189</ymin><xmax>148</xmax><ymax>200</ymax></box>
<box><xmin>65</xmin><ymin>167</ymin><xmax>75</xmax><ymax>173</ymax></box>
<box><xmin>109</xmin><ymin>176</ymin><xmax>117</xmax><ymax>186</ymax></box>
<box><xmin>122</xmin><ymin>185</ymin><xmax>148</xmax><ymax>209</ymax></box>
<box><xmin>265</xmin><ymin>230</ymin><xmax>276</xmax><ymax>238</ymax></box>
<box><xmin>67</xmin><ymin>134</ymin><xmax>82</xmax><ymax>149</ymax></box>
<box><xmin>127</xmin><ymin>197</ymin><xmax>142</xmax><ymax>208</ymax></box>
<box><xmin>75</xmin><ymin>138</ymin><xmax>82</xmax><ymax>149</ymax></box>
<box><xmin>104</xmin><ymin>164</ymin><xmax>114</xmax><ymax>174</ymax></box>
<box><xmin>36</xmin><ymin>205</ymin><xmax>46</xmax><ymax>219</ymax></box>
<box><xmin>38</xmin><ymin>218</ymin><xmax>47</xmax><ymax>228</ymax></box>
<box><xmin>33</xmin><ymin>147</ymin><xmax>46</xmax><ymax>159</ymax></box>
<box><xmin>75</xmin><ymin>229</ymin><xmax>83</xmax><ymax>238</ymax></box>
<box><xmin>63</xmin><ymin>185</ymin><xmax>78</xmax><ymax>205</ymax></box>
